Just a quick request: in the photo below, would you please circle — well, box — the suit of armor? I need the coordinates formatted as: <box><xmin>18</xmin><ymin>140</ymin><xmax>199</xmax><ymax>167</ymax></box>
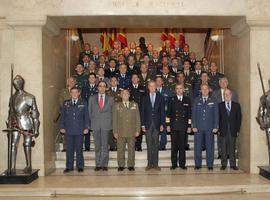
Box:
<box><xmin>7</xmin><ymin>75</ymin><xmax>40</xmax><ymax>174</ymax></box>
<box><xmin>257</xmin><ymin>80</ymin><xmax>270</xmax><ymax>166</ymax></box>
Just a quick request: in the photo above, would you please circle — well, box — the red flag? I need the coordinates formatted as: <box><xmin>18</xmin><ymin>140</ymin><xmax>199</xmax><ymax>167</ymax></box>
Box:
<box><xmin>118</xmin><ymin>29</ymin><xmax>127</xmax><ymax>49</ymax></box>
<box><xmin>100</xmin><ymin>30</ymin><xmax>109</xmax><ymax>55</ymax></box>
<box><xmin>179</xmin><ymin>31</ymin><xmax>185</xmax><ymax>49</ymax></box>
<box><xmin>109</xmin><ymin>28</ymin><xmax>117</xmax><ymax>49</ymax></box>
<box><xmin>161</xmin><ymin>28</ymin><xmax>168</xmax><ymax>41</ymax></box>
<box><xmin>168</xmin><ymin>32</ymin><xmax>176</xmax><ymax>48</ymax></box>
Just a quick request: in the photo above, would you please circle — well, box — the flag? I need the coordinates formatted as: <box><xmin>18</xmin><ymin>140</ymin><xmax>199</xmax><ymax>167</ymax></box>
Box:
<box><xmin>118</xmin><ymin>29</ymin><xmax>127</xmax><ymax>49</ymax></box>
<box><xmin>179</xmin><ymin>30</ymin><xmax>185</xmax><ymax>48</ymax></box>
<box><xmin>100</xmin><ymin>30</ymin><xmax>109</xmax><ymax>55</ymax></box>
<box><xmin>161</xmin><ymin>28</ymin><xmax>168</xmax><ymax>41</ymax></box>
<box><xmin>109</xmin><ymin>28</ymin><xmax>117</xmax><ymax>49</ymax></box>
<box><xmin>168</xmin><ymin>29</ymin><xmax>176</xmax><ymax>48</ymax></box>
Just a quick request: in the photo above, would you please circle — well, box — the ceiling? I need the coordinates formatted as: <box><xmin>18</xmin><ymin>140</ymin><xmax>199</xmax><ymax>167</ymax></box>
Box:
<box><xmin>49</xmin><ymin>15</ymin><xmax>244</xmax><ymax>29</ymax></box>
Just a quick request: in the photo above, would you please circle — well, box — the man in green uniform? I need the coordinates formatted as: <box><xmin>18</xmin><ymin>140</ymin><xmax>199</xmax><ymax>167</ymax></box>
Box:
<box><xmin>113</xmin><ymin>89</ymin><xmax>141</xmax><ymax>171</ymax></box>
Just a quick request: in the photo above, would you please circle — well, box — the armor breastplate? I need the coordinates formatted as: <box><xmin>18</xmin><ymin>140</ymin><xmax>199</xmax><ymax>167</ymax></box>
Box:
<box><xmin>12</xmin><ymin>92</ymin><xmax>34</xmax><ymax>130</ymax></box>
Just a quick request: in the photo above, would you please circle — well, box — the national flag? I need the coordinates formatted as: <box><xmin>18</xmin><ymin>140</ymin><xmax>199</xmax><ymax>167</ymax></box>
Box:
<box><xmin>179</xmin><ymin>29</ymin><xmax>186</xmax><ymax>48</ymax></box>
<box><xmin>100</xmin><ymin>30</ymin><xmax>109</xmax><ymax>55</ymax></box>
<box><xmin>109</xmin><ymin>28</ymin><xmax>117</xmax><ymax>49</ymax></box>
<box><xmin>118</xmin><ymin>29</ymin><xmax>127</xmax><ymax>49</ymax></box>
<box><xmin>168</xmin><ymin>29</ymin><xmax>176</xmax><ymax>48</ymax></box>
<box><xmin>161</xmin><ymin>28</ymin><xmax>168</xmax><ymax>41</ymax></box>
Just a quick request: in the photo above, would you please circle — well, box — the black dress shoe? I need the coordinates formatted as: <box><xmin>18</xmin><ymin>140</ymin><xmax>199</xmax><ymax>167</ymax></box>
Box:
<box><xmin>185</xmin><ymin>147</ymin><xmax>191</xmax><ymax>151</ymax></box>
<box><xmin>170</xmin><ymin>166</ymin><xmax>177</xmax><ymax>170</ymax></box>
<box><xmin>194</xmin><ymin>166</ymin><xmax>201</xmax><ymax>170</ymax></box>
<box><xmin>220</xmin><ymin>166</ymin><xmax>227</xmax><ymax>170</ymax></box>
<box><xmin>63</xmin><ymin>168</ymin><xmax>73</xmax><ymax>173</ymax></box>
<box><xmin>128</xmin><ymin>167</ymin><xmax>135</xmax><ymax>171</ymax></box>
<box><xmin>159</xmin><ymin>147</ymin><xmax>166</xmax><ymax>151</ymax></box>
<box><xmin>230</xmin><ymin>166</ymin><xmax>239</xmax><ymax>170</ymax></box>
<box><xmin>208</xmin><ymin>167</ymin><xmax>213</xmax><ymax>170</ymax></box>
<box><xmin>102</xmin><ymin>167</ymin><xmax>108</xmax><ymax>171</ymax></box>
<box><xmin>61</xmin><ymin>149</ymin><xmax>66</xmax><ymax>152</ymax></box>
<box><xmin>94</xmin><ymin>167</ymin><xmax>101</xmax><ymax>171</ymax></box>
<box><xmin>118</xmin><ymin>167</ymin><xmax>125</xmax><ymax>171</ymax></box>
<box><xmin>218</xmin><ymin>155</ymin><xmax>221</xmax><ymax>159</ymax></box>
<box><xmin>180</xmin><ymin>166</ymin><xmax>187</xmax><ymax>170</ymax></box>
<box><xmin>137</xmin><ymin>148</ymin><xmax>142</xmax><ymax>152</ymax></box>
<box><xmin>109</xmin><ymin>148</ymin><xmax>117</xmax><ymax>151</ymax></box>
<box><xmin>85</xmin><ymin>148</ymin><xmax>90</xmax><ymax>152</ymax></box>
<box><xmin>78</xmin><ymin>168</ymin><xmax>84</xmax><ymax>172</ymax></box>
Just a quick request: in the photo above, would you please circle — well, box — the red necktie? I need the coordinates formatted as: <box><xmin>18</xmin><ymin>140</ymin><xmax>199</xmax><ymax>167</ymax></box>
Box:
<box><xmin>99</xmin><ymin>95</ymin><xmax>104</xmax><ymax>111</ymax></box>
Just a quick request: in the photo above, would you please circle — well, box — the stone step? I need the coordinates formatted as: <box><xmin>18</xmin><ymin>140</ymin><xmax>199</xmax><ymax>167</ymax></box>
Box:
<box><xmin>56</xmin><ymin>150</ymin><xmax>220</xmax><ymax>160</ymax></box>
<box><xmin>55</xmin><ymin>158</ymin><xmax>231</xmax><ymax>168</ymax></box>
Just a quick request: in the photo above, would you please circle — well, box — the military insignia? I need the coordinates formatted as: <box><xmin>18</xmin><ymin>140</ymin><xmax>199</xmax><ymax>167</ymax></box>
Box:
<box><xmin>78</xmin><ymin>105</ymin><xmax>85</xmax><ymax>108</ymax></box>
<box><xmin>208</xmin><ymin>102</ymin><xmax>214</xmax><ymax>105</ymax></box>
<box><xmin>183</xmin><ymin>104</ymin><xmax>189</xmax><ymax>106</ymax></box>
<box><xmin>197</xmin><ymin>103</ymin><xmax>202</xmax><ymax>105</ymax></box>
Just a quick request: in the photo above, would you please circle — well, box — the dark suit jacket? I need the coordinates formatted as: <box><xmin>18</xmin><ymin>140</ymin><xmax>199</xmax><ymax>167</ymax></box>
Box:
<box><xmin>167</xmin><ymin>96</ymin><xmax>191</xmax><ymax>131</ymax></box>
<box><xmin>141</xmin><ymin>93</ymin><xmax>166</xmax><ymax>130</ymax></box>
<box><xmin>218</xmin><ymin>101</ymin><xmax>242</xmax><ymax>137</ymax></box>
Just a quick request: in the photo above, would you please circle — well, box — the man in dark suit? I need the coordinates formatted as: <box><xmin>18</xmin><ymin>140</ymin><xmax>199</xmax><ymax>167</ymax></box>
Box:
<box><xmin>192</xmin><ymin>84</ymin><xmax>219</xmax><ymax>170</ymax></box>
<box><xmin>212</xmin><ymin>77</ymin><xmax>238</xmax><ymax>158</ymax></box>
<box><xmin>167</xmin><ymin>83</ymin><xmax>192</xmax><ymax>170</ymax></box>
<box><xmin>60</xmin><ymin>87</ymin><xmax>90</xmax><ymax>173</ymax></box>
<box><xmin>129</xmin><ymin>73</ymin><xmax>146</xmax><ymax>151</ymax></box>
<box><xmin>127</xmin><ymin>55</ymin><xmax>140</xmax><ymax>75</ymax></box>
<box><xmin>219</xmin><ymin>89</ymin><xmax>242</xmax><ymax>170</ymax></box>
<box><xmin>105</xmin><ymin>58</ymin><xmax>119</xmax><ymax>78</ymax></box>
<box><xmin>141</xmin><ymin>81</ymin><xmax>166</xmax><ymax>171</ymax></box>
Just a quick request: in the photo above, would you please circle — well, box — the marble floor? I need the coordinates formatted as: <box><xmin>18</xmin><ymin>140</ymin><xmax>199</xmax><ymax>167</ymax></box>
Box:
<box><xmin>0</xmin><ymin>168</ymin><xmax>269</xmax><ymax>198</ymax></box>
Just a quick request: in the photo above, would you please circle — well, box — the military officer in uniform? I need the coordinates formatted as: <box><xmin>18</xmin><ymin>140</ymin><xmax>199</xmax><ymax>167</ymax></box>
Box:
<box><xmin>208</xmin><ymin>62</ymin><xmax>224</xmax><ymax>91</ymax></box>
<box><xmin>113</xmin><ymin>89</ymin><xmax>141</xmax><ymax>171</ymax></box>
<box><xmin>117</xmin><ymin>64</ymin><xmax>131</xmax><ymax>89</ymax></box>
<box><xmin>129</xmin><ymin>73</ymin><xmax>146</xmax><ymax>151</ymax></box>
<box><xmin>81</xmin><ymin>73</ymin><xmax>98</xmax><ymax>151</ymax></box>
<box><xmin>160</xmin><ymin>65</ymin><xmax>176</xmax><ymax>90</ymax></box>
<box><xmin>192</xmin><ymin>84</ymin><xmax>219</xmax><ymax>170</ymax></box>
<box><xmin>167</xmin><ymin>83</ymin><xmax>192</xmax><ymax>170</ymax></box>
<box><xmin>58</xmin><ymin>77</ymin><xmax>77</xmax><ymax>152</ymax></box>
<box><xmin>139</xmin><ymin>63</ymin><xmax>153</xmax><ymax>88</ymax></box>
<box><xmin>107</xmin><ymin>76</ymin><xmax>122</xmax><ymax>151</ymax></box>
<box><xmin>176</xmin><ymin>72</ymin><xmax>193</xmax><ymax>150</ymax></box>
<box><xmin>60</xmin><ymin>87</ymin><xmax>90</xmax><ymax>173</ymax></box>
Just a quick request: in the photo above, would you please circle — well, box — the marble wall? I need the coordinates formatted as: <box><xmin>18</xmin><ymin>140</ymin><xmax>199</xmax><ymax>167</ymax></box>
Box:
<box><xmin>42</xmin><ymin>29</ymin><xmax>67</xmax><ymax>175</ymax></box>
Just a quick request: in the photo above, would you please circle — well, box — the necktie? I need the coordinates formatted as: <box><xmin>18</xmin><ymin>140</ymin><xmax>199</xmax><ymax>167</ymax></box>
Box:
<box><xmin>99</xmin><ymin>95</ymin><xmax>104</xmax><ymax>111</ymax></box>
<box><xmin>73</xmin><ymin>100</ymin><xmax>76</xmax><ymax>106</ymax></box>
<box><xmin>203</xmin><ymin>97</ymin><xmax>206</xmax><ymax>103</ymax></box>
<box><xmin>150</xmin><ymin>94</ymin><xmax>155</xmax><ymax>108</ymax></box>
<box><xmin>124</xmin><ymin>102</ymin><xmax>128</xmax><ymax>108</ymax></box>
<box><xmin>226</xmin><ymin>102</ymin><xmax>231</xmax><ymax>113</ymax></box>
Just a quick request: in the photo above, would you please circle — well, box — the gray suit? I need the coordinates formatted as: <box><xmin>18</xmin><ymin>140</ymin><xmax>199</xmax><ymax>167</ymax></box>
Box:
<box><xmin>89</xmin><ymin>94</ymin><xmax>114</xmax><ymax>167</ymax></box>
<box><xmin>212</xmin><ymin>89</ymin><xmax>238</xmax><ymax>103</ymax></box>
<box><xmin>212</xmin><ymin>88</ymin><xmax>238</xmax><ymax>157</ymax></box>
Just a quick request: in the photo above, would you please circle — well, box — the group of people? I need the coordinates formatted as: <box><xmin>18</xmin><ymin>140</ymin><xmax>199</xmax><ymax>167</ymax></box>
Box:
<box><xmin>58</xmin><ymin>38</ymin><xmax>242</xmax><ymax>173</ymax></box>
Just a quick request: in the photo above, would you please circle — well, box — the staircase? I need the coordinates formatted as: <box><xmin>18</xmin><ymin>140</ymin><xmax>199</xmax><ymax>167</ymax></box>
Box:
<box><xmin>55</xmin><ymin>134</ymin><xmax>224</xmax><ymax>168</ymax></box>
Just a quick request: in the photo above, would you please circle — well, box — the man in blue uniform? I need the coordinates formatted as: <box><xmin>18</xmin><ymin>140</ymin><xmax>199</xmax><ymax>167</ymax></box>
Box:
<box><xmin>192</xmin><ymin>84</ymin><xmax>219</xmax><ymax>170</ymax></box>
<box><xmin>60</xmin><ymin>87</ymin><xmax>90</xmax><ymax>173</ymax></box>
<box><xmin>117</xmin><ymin>64</ymin><xmax>131</xmax><ymax>89</ymax></box>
